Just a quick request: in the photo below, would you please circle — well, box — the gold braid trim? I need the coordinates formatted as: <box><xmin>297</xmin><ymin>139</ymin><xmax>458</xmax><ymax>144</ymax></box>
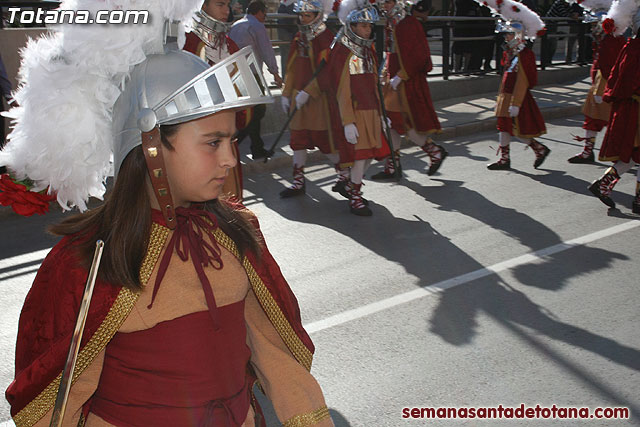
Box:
<box><xmin>13</xmin><ymin>224</ymin><xmax>169</xmax><ymax>427</ymax></box>
<box><xmin>213</xmin><ymin>228</ymin><xmax>314</xmax><ymax>372</ymax></box>
<box><xmin>283</xmin><ymin>406</ymin><xmax>331</xmax><ymax>427</ymax></box>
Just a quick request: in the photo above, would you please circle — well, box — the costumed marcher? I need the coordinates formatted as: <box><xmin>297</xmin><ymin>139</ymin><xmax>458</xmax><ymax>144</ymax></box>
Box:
<box><xmin>278</xmin><ymin>0</ymin><xmax>345</xmax><ymax>198</ymax></box>
<box><xmin>183</xmin><ymin>0</ymin><xmax>249</xmax><ymax>201</ymax></box>
<box><xmin>567</xmin><ymin>0</ymin><xmax>626</xmax><ymax>164</ymax></box>
<box><xmin>588</xmin><ymin>3</ymin><xmax>640</xmax><ymax>213</ymax></box>
<box><xmin>476</xmin><ymin>0</ymin><xmax>550</xmax><ymax>170</ymax></box>
<box><xmin>329</xmin><ymin>0</ymin><xmax>391</xmax><ymax>216</ymax></box>
<box><xmin>0</xmin><ymin>2</ymin><xmax>334</xmax><ymax>426</ymax></box>
<box><xmin>370</xmin><ymin>0</ymin><xmax>445</xmax><ymax>181</ymax></box>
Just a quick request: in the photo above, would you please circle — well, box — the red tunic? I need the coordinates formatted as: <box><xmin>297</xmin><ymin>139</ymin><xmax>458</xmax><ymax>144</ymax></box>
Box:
<box><xmin>328</xmin><ymin>42</ymin><xmax>390</xmax><ymax>164</ymax></box>
<box><xmin>495</xmin><ymin>47</ymin><xmax>546</xmax><ymax>138</ymax></box>
<box><xmin>91</xmin><ymin>307</ymin><xmax>252</xmax><ymax>426</ymax></box>
<box><xmin>283</xmin><ymin>28</ymin><xmax>336</xmax><ymax>154</ymax></box>
<box><xmin>385</xmin><ymin>15</ymin><xmax>440</xmax><ymax>134</ymax></box>
<box><xmin>5</xmin><ymin>204</ymin><xmax>315</xmax><ymax>423</ymax></box>
<box><xmin>599</xmin><ymin>38</ymin><xmax>640</xmax><ymax>163</ymax></box>
<box><xmin>582</xmin><ymin>35</ymin><xmax>627</xmax><ymax>131</ymax></box>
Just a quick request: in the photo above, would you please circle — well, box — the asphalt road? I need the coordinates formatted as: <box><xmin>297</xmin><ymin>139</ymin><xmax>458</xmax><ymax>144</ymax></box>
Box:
<box><xmin>1</xmin><ymin>115</ymin><xmax>639</xmax><ymax>426</ymax></box>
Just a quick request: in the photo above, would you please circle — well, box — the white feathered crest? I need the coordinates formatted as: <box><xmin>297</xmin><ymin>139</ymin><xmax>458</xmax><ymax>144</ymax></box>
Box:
<box><xmin>472</xmin><ymin>0</ymin><xmax>546</xmax><ymax>39</ymax></box>
<box><xmin>0</xmin><ymin>0</ymin><xmax>201</xmax><ymax>211</ymax></box>
<box><xmin>603</xmin><ymin>0</ymin><xmax>640</xmax><ymax>34</ymax></box>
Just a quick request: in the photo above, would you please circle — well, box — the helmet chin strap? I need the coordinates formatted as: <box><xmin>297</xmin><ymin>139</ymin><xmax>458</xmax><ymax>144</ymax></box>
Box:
<box><xmin>141</xmin><ymin>127</ymin><xmax>177</xmax><ymax>230</ymax></box>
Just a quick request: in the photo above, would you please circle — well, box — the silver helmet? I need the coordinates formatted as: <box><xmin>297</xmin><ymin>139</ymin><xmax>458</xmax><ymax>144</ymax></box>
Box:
<box><xmin>113</xmin><ymin>45</ymin><xmax>273</xmax><ymax>175</ymax></box>
<box><xmin>294</xmin><ymin>0</ymin><xmax>328</xmax><ymax>40</ymax></box>
<box><xmin>377</xmin><ymin>0</ymin><xmax>407</xmax><ymax>21</ymax></box>
<box><xmin>192</xmin><ymin>9</ymin><xmax>232</xmax><ymax>47</ymax></box>
<box><xmin>496</xmin><ymin>19</ymin><xmax>525</xmax><ymax>47</ymax></box>
<box><xmin>342</xmin><ymin>4</ymin><xmax>379</xmax><ymax>50</ymax></box>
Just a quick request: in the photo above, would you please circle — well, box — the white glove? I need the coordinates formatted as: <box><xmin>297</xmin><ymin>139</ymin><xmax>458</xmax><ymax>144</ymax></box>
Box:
<box><xmin>344</xmin><ymin>123</ymin><xmax>359</xmax><ymax>145</ymax></box>
<box><xmin>281</xmin><ymin>96</ymin><xmax>290</xmax><ymax>114</ymax></box>
<box><xmin>508</xmin><ymin>105</ymin><xmax>520</xmax><ymax>117</ymax></box>
<box><xmin>381</xmin><ymin>116</ymin><xmax>392</xmax><ymax>129</ymax></box>
<box><xmin>390</xmin><ymin>75</ymin><xmax>402</xmax><ymax>91</ymax></box>
<box><xmin>295</xmin><ymin>90</ymin><xmax>310</xmax><ymax>108</ymax></box>
<box><xmin>594</xmin><ymin>95</ymin><xmax>603</xmax><ymax>104</ymax></box>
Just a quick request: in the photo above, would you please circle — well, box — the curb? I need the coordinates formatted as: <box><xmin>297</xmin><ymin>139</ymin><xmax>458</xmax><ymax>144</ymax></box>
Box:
<box><xmin>0</xmin><ymin>105</ymin><xmax>583</xmax><ymax>220</ymax></box>
<box><xmin>242</xmin><ymin>104</ymin><xmax>584</xmax><ymax>175</ymax></box>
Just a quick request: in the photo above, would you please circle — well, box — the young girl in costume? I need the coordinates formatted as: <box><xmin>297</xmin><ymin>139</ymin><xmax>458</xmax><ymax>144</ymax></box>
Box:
<box><xmin>1</xmin><ymin>2</ymin><xmax>333</xmax><ymax>426</ymax></box>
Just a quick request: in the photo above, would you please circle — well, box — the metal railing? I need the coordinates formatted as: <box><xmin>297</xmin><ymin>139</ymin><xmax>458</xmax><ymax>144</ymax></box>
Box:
<box><xmin>2</xmin><ymin>4</ymin><xmax>593</xmax><ymax>79</ymax></box>
<box><xmin>265</xmin><ymin>14</ymin><xmax>593</xmax><ymax>79</ymax></box>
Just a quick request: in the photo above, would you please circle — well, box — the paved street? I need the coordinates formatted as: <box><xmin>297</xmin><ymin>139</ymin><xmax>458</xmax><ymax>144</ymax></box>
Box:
<box><xmin>1</xmin><ymin>115</ymin><xmax>639</xmax><ymax>426</ymax></box>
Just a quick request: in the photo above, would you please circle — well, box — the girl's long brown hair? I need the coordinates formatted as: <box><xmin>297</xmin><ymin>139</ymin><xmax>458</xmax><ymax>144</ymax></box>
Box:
<box><xmin>49</xmin><ymin>126</ymin><xmax>261</xmax><ymax>291</ymax></box>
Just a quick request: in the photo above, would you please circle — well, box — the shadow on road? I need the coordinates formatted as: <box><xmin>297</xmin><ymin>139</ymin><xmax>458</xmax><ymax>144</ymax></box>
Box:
<box><xmin>247</xmin><ymin>168</ymin><xmax>639</xmax><ymax>418</ymax></box>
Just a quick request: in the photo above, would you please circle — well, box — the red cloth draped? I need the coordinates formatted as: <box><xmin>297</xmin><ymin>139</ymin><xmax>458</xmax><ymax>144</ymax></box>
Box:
<box><xmin>600</xmin><ymin>38</ymin><xmax>640</xmax><ymax>163</ymax></box>
<box><xmin>388</xmin><ymin>15</ymin><xmax>440</xmax><ymax>133</ymax></box>
<box><xmin>326</xmin><ymin>43</ymin><xmax>389</xmax><ymax>163</ymax></box>
<box><xmin>500</xmin><ymin>47</ymin><xmax>546</xmax><ymax>138</ymax></box>
<box><xmin>592</xmin><ymin>35</ymin><xmax>627</xmax><ymax>81</ymax></box>
<box><xmin>91</xmin><ymin>307</ymin><xmax>251</xmax><ymax>426</ymax></box>
<box><xmin>5</xmin><ymin>202</ymin><xmax>314</xmax><ymax>420</ymax></box>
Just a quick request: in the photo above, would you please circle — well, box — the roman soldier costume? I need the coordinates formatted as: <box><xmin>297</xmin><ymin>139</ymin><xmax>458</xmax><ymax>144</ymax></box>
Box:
<box><xmin>329</xmin><ymin>0</ymin><xmax>390</xmax><ymax>216</ymax></box>
<box><xmin>567</xmin><ymin>0</ymin><xmax>626</xmax><ymax>164</ymax></box>
<box><xmin>372</xmin><ymin>0</ymin><xmax>445</xmax><ymax>180</ymax></box>
<box><xmin>588</xmin><ymin>4</ymin><xmax>640</xmax><ymax>213</ymax></box>
<box><xmin>0</xmin><ymin>1</ymin><xmax>333</xmax><ymax>426</ymax></box>
<box><xmin>183</xmin><ymin>8</ymin><xmax>250</xmax><ymax>201</ymax></box>
<box><xmin>471</xmin><ymin>0</ymin><xmax>550</xmax><ymax>170</ymax></box>
<box><xmin>278</xmin><ymin>0</ymin><xmax>345</xmax><ymax>199</ymax></box>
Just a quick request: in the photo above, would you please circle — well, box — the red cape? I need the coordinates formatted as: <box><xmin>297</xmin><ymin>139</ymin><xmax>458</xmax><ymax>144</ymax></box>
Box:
<box><xmin>388</xmin><ymin>15</ymin><xmax>440</xmax><ymax>133</ymax></box>
<box><xmin>6</xmin><ymin>205</ymin><xmax>315</xmax><ymax>421</ymax></box>
<box><xmin>591</xmin><ymin>35</ymin><xmax>626</xmax><ymax>81</ymax></box>
<box><xmin>600</xmin><ymin>38</ymin><xmax>640</xmax><ymax>163</ymax></box>
<box><xmin>327</xmin><ymin>42</ymin><xmax>390</xmax><ymax>164</ymax></box>
<box><xmin>500</xmin><ymin>47</ymin><xmax>546</xmax><ymax>138</ymax></box>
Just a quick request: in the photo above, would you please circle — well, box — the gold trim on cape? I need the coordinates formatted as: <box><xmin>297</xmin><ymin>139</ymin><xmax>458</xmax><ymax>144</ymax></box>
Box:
<box><xmin>213</xmin><ymin>228</ymin><xmax>314</xmax><ymax>371</ymax></box>
<box><xmin>13</xmin><ymin>223</ymin><xmax>169</xmax><ymax>427</ymax></box>
<box><xmin>283</xmin><ymin>405</ymin><xmax>331</xmax><ymax>427</ymax></box>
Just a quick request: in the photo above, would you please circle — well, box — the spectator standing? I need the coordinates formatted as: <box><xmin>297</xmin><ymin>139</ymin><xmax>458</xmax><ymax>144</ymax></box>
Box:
<box><xmin>277</xmin><ymin>0</ymin><xmax>297</xmax><ymax>78</ymax></box>
<box><xmin>1</xmin><ymin>53</ymin><xmax>15</xmax><ymax>151</ymax></box>
<box><xmin>229</xmin><ymin>0</ymin><xmax>284</xmax><ymax>159</ymax></box>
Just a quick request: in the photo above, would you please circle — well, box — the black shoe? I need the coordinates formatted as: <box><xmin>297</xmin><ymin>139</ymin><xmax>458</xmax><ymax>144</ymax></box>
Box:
<box><xmin>427</xmin><ymin>146</ymin><xmax>448</xmax><ymax>176</ymax></box>
<box><xmin>279</xmin><ymin>184</ymin><xmax>305</xmax><ymax>198</ymax></box>
<box><xmin>332</xmin><ymin>180</ymin><xmax>350</xmax><ymax>198</ymax></box>
<box><xmin>350</xmin><ymin>205</ymin><xmax>372</xmax><ymax>216</ymax></box>
<box><xmin>487</xmin><ymin>160</ymin><xmax>511</xmax><ymax>170</ymax></box>
<box><xmin>534</xmin><ymin>145</ymin><xmax>551</xmax><ymax>169</ymax></box>
<box><xmin>568</xmin><ymin>152</ymin><xmax>595</xmax><ymax>164</ymax></box>
<box><xmin>251</xmin><ymin>147</ymin><xmax>269</xmax><ymax>160</ymax></box>
<box><xmin>633</xmin><ymin>199</ymin><xmax>640</xmax><ymax>214</ymax></box>
<box><xmin>588</xmin><ymin>180</ymin><xmax>616</xmax><ymax>208</ymax></box>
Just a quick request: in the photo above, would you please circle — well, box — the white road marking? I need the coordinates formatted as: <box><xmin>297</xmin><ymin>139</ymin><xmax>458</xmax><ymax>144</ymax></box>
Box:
<box><xmin>304</xmin><ymin>220</ymin><xmax>640</xmax><ymax>334</ymax></box>
<box><xmin>0</xmin><ymin>248</ymin><xmax>50</xmax><ymax>270</ymax></box>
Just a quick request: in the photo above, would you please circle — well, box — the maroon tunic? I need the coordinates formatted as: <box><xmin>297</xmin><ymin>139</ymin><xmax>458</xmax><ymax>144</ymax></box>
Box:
<box><xmin>91</xmin><ymin>306</ymin><xmax>251</xmax><ymax>426</ymax></box>
<box><xmin>599</xmin><ymin>38</ymin><xmax>640</xmax><ymax>163</ymax></box>
<box><xmin>386</xmin><ymin>15</ymin><xmax>440</xmax><ymax>133</ymax></box>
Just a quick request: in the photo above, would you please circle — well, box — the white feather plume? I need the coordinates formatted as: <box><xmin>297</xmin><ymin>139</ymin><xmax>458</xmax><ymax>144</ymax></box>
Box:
<box><xmin>321</xmin><ymin>0</ymin><xmax>336</xmax><ymax>20</ymax></box>
<box><xmin>471</xmin><ymin>0</ymin><xmax>545</xmax><ymax>38</ymax></box>
<box><xmin>604</xmin><ymin>0</ymin><xmax>640</xmax><ymax>34</ymax></box>
<box><xmin>0</xmin><ymin>0</ymin><xmax>201</xmax><ymax>211</ymax></box>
